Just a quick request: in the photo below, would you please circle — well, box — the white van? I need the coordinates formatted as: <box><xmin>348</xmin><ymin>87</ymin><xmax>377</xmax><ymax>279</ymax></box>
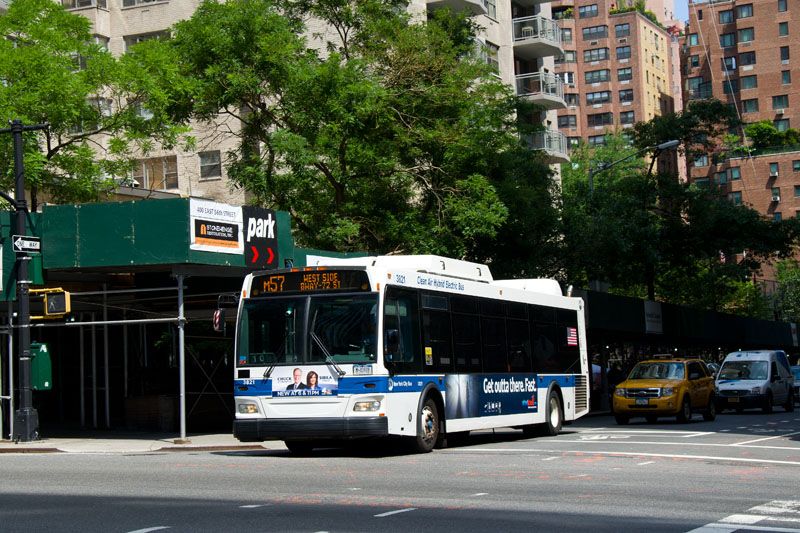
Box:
<box><xmin>715</xmin><ymin>350</ymin><xmax>795</xmax><ymax>413</ymax></box>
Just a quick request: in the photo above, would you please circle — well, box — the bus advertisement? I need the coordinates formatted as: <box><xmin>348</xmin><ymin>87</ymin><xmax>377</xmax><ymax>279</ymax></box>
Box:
<box><xmin>232</xmin><ymin>255</ymin><xmax>589</xmax><ymax>454</ymax></box>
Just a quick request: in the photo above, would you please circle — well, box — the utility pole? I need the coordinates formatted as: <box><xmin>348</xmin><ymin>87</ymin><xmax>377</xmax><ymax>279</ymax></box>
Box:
<box><xmin>1</xmin><ymin>119</ymin><xmax>48</xmax><ymax>442</ymax></box>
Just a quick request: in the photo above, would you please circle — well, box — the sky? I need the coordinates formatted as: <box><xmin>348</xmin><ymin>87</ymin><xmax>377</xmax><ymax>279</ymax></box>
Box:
<box><xmin>674</xmin><ymin>0</ymin><xmax>688</xmax><ymax>23</ymax></box>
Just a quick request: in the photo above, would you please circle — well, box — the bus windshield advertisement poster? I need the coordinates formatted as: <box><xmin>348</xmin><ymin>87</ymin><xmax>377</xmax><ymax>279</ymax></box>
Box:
<box><xmin>445</xmin><ymin>374</ymin><xmax>538</xmax><ymax>419</ymax></box>
<box><xmin>272</xmin><ymin>366</ymin><xmax>339</xmax><ymax>397</ymax></box>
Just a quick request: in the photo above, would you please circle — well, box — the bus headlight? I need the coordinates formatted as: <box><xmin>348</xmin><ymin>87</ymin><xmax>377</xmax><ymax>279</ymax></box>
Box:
<box><xmin>353</xmin><ymin>400</ymin><xmax>381</xmax><ymax>412</ymax></box>
<box><xmin>237</xmin><ymin>401</ymin><xmax>260</xmax><ymax>414</ymax></box>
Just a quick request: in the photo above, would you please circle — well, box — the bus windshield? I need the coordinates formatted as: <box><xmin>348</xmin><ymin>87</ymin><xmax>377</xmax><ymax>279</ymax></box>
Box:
<box><xmin>237</xmin><ymin>293</ymin><xmax>379</xmax><ymax>366</ymax></box>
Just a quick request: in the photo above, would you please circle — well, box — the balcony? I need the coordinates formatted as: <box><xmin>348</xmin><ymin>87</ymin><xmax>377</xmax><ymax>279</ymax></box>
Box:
<box><xmin>62</xmin><ymin>0</ymin><xmax>107</xmax><ymax>8</ymax></box>
<box><xmin>515</xmin><ymin>72</ymin><xmax>566</xmax><ymax>110</ymax></box>
<box><xmin>687</xmin><ymin>83</ymin><xmax>713</xmax><ymax>101</ymax></box>
<box><xmin>512</xmin><ymin>16</ymin><xmax>562</xmax><ymax>61</ymax></box>
<box><xmin>525</xmin><ymin>130</ymin><xmax>570</xmax><ymax>164</ymax></box>
<box><xmin>426</xmin><ymin>0</ymin><xmax>487</xmax><ymax>17</ymax></box>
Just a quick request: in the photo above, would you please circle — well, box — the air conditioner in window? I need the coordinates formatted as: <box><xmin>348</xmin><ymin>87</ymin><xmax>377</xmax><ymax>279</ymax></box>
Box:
<box><xmin>770</xmin><ymin>171</ymin><xmax>779</xmax><ymax>178</ymax></box>
<box><xmin>776</xmin><ymin>109</ymin><xmax>786</xmax><ymax>115</ymax></box>
<box><xmin>772</xmin><ymin>194</ymin><xmax>781</xmax><ymax>202</ymax></box>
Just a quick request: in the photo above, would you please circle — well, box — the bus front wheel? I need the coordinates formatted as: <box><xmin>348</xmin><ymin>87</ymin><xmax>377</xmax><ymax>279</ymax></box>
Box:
<box><xmin>413</xmin><ymin>397</ymin><xmax>440</xmax><ymax>453</ymax></box>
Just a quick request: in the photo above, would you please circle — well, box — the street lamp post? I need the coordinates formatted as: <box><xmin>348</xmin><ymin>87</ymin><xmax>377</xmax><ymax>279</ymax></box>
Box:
<box><xmin>0</xmin><ymin>119</ymin><xmax>48</xmax><ymax>442</ymax></box>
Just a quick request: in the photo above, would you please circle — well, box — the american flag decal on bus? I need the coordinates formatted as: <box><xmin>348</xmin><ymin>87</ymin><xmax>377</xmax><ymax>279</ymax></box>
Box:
<box><xmin>566</xmin><ymin>327</ymin><xmax>578</xmax><ymax>346</ymax></box>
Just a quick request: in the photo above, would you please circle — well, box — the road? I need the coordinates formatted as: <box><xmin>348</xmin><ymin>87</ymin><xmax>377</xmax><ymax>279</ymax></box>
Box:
<box><xmin>1</xmin><ymin>411</ymin><xmax>800</xmax><ymax>532</ymax></box>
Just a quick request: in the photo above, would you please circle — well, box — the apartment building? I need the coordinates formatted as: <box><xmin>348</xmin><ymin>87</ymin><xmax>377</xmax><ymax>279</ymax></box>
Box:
<box><xmin>550</xmin><ymin>0</ymin><xmax>676</xmax><ymax>156</ymax></box>
<box><xmin>683</xmin><ymin>0</ymin><xmax>800</xmax><ymax>220</ymax></box>
<box><xmin>58</xmin><ymin>0</ymin><xmax>567</xmax><ymax>202</ymax></box>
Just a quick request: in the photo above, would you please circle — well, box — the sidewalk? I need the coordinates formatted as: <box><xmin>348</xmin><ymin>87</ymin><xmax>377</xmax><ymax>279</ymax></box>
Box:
<box><xmin>0</xmin><ymin>431</ymin><xmax>286</xmax><ymax>454</ymax></box>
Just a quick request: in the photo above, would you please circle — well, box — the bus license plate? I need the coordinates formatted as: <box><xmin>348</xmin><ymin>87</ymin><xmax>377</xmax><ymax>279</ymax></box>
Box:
<box><xmin>635</xmin><ymin>398</ymin><xmax>649</xmax><ymax>405</ymax></box>
<box><xmin>352</xmin><ymin>364</ymin><xmax>373</xmax><ymax>375</ymax></box>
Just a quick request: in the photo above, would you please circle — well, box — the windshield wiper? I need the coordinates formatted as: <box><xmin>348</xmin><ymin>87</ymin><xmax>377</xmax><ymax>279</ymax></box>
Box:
<box><xmin>263</xmin><ymin>365</ymin><xmax>275</xmax><ymax>379</ymax></box>
<box><xmin>310</xmin><ymin>331</ymin><xmax>346</xmax><ymax>377</ymax></box>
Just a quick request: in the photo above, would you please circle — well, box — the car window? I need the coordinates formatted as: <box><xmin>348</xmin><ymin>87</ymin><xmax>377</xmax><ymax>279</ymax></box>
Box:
<box><xmin>792</xmin><ymin>367</ymin><xmax>800</xmax><ymax>380</ymax></box>
<box><xmin>718</xmin><ymin>360</ymin><xmax>768</xmax><ymax>380</ymax></box>
<box><xmin>629</xmin><ymin>362</ymin><xmax>684</xmax><ymax>380</ymax></box>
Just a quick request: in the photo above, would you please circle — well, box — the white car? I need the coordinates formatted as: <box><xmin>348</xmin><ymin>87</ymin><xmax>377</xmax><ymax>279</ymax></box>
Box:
<box><xmin>715</xmin><ymin>350</ymin><xmax>794</xmax><ymax>413</ymax></box>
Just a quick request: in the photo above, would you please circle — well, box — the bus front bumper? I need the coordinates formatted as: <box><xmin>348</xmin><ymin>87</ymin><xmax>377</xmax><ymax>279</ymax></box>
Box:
<box><xmin>234</xmin><ymin>417</ymin><xmax>389</xmax><ymax>442</ymax></box>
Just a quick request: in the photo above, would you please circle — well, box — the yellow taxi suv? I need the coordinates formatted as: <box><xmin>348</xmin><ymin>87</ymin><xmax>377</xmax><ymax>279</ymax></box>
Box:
<box><xmin>612</xmin><ymin>357</ymin><xmax>716</xmax><ymax>425</ymax></box>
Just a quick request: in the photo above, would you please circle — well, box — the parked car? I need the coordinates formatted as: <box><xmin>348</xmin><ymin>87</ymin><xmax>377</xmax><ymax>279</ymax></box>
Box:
<box><xmin>792</xmin><ymin>365</ymin><xmax>800</xmax><ymax>406</ymax></box>
<box><xmin>612</xmin><ymin>356</ymin><xmax>716</xmax><ymax>424</ymax></box>
<box><xmin>707</xmin><ymin>362</ymin><xmax>720</xmax><ymax>377</ymax></box>
<box><xmin>715</xmin><ymin>351</ymin><xmax>794</xmax><ymax>413</ymax></box>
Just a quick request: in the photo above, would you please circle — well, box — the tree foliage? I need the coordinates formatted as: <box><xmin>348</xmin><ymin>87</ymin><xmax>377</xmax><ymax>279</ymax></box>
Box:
<box><xmin>0</xmin><ymin>0</ymin><xmax>188</xmax><ymax>204</ymax></box>
<box><xmin>163</xmin><ymin>0</ymin><xmax>556</xmax><ymax>258</ymax></box>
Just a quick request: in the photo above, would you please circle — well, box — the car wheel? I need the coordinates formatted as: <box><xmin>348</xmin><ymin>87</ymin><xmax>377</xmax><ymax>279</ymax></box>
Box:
<box><xmin>645</xmin><ymin>415</ymin><xmax>658</xmax><ymax>424</ymax></box>
<box><xmin>538</xmin><ymin>389</ymin><xmax>563</xmax><ymax>437</ymax></box>
<box><xmin>785</xmin><ymin>391</ymin><xmax>795</xmax><ymax>412</ymax></box>
<box><xmin>703</xmin><ymin>396</ymin><xmax>717</xmax><ymax>421</ymax></box>
<box><xmin>614</xmin><ymin>415</ymin><xmax>629</xmax><ymax>425</ymax></box>
<box><xmin>762</xmin><ymin>392</ymin><xmax>773</xmax><ymax>414</ymax></box>
<box><xmin>677</xmin><ymin>396</ymin><xmax>692</xmax><ymax>423</ymax></box>
<box><xmin>412</xmin><ymin>397</ymin><xmax>440</xmax><ymax>453</ymax></box>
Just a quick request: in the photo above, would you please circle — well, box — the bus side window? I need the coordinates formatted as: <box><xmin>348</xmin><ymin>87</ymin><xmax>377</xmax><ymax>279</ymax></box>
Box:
<box><xmin>452</xmin><ymin>312</ymin><xmax>481</xmax><ymax>372</ymax></box>
<box><xmin>383</xmin><ymin>287</ymin><xmax>422</xmax><ymax>373</ymax></box>
<box><xmin>481</xmin><ymin>316</ymin><xmax>507</xmax><ymax>372</ymax></box>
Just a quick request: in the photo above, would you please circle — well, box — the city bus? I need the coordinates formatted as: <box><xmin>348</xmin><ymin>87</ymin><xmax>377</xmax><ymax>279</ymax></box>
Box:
<box><xmin>232</xmin><ymin>255</ymin><xmax>589</xmax><ymax>454</ymax></box>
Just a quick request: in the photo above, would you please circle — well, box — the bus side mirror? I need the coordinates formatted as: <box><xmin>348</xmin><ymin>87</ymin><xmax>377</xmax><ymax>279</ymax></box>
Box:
<box><xmin>213</xmin><ymin>309</ymin><xmax>225</xmax><ymax>333</ymax></box>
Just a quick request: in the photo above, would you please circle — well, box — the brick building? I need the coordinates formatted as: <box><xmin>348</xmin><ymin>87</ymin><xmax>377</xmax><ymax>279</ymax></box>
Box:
<box><xmin>550</xmin><ymin>0</ymin><xmax>677</xmax><ymax>154</ymax></box>
<box><xmin>683</xmin><ymin>0</ymin><xmax>800</xmax><ymax>220</ymax></box>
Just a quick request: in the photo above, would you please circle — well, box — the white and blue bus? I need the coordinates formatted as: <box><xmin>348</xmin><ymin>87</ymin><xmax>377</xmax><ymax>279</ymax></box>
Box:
<box><xmin>232</xmin><ymin>255</ymin><xmax>589</xmax><ymax>453</ymax></box>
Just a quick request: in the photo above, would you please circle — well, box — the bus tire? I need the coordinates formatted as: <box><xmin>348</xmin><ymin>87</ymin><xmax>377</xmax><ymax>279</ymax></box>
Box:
<box><xmin>539</xmin><ymin>389</ymin><xmax>563</xmax><ymax>437</ymax></box>
<box><xmin>413</xmin><ymin>397</ymin><xmax>440</xmax><ymax>453</ymax></box>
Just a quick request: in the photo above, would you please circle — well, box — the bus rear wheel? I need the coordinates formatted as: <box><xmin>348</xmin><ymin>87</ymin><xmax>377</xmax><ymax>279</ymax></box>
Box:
<box><xmin>413</xmin><ymin>397</ymin><xmax>440</xmax><ymax>453</ymax></box>
<box><xmin>539</xmin><ymin>390</ymin><xmax>563</xmax><ymax>437</ymax></box>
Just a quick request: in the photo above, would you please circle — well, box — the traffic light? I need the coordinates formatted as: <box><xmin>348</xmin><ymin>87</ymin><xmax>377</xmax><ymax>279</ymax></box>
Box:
<box><xmin>42</xmin><ymin>290</ymin><xmax>70</xmax><ymax>316</ymax></box>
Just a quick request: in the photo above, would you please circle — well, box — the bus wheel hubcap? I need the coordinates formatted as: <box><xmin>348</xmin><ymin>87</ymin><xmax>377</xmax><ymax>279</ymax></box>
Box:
<box><xmin>422</xmin><ymin>407</ymin><xmax>435</xmax><ymax>441</ymax></box>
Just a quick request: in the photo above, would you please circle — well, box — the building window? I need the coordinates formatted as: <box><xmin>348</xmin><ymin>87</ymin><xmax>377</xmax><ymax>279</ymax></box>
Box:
<box><xmin>587</xmin><ymin>112</ymin><xmax>614</xmax><ymax>127</ymax></box>
<box><xmin>781</xmin><ymin>47</ymin><xmax>790</xmax><ymax>61</ymax></box>
<box><xmin>775</xmin><ymin>118</ymin><xmax>790</xmax><ymax>131</ymax></box>
<box><xmin>794</xmin><ymin>160</ymin><xmax>800</xmax><ymax>172</ymax></box>
<box><xmin>779</xmin><ymin>22</ymin><xmax>789</xmax><ymax>37</ymax></box>
<box><xmin>737</xmin><ymin>28</ymin><xmax>754</xmax><ymax>43</ymax></box>
<box><xmin>565</xmin><ymin>93</ymin><xmax>579</xmax><ymax>106</ymax></box>
<box><xmin>584</xmin><ymin>48</ymin><xmax>609</xmax><ymax>62</ymax></box>
<box><xmin>779</xmin><ymin>0</ymin><xmax>787</xmax><ymax>12</ymax></box>
<box><xmin>770</xmin><ymin>162</ymin><xmax>780</xmax><ymax>175</ymax></box>
<box><xmin>772</xmin><ymin>186</ymin><xmax>781</xmax><ymax>201</ymax></box>
<box><xmin>688</xmin><ymin>55</ymin><xmax>700</xmax><ymax>69</ymax></box>
<box><xmin>585</xmin><ymin>69</ymin><xmax>610</xmax><ymax>83</ymax></box>
<box><xmin>719</xmin><ymin>10</ymin><xmax>734</xmax><ymax>23</ymax></box>
<box><xmin>568</xmin><ymin>136</ymin><xmax>582</xmax><ymax>148</ymax></box>
<box><xmin>199</xmin><ymin>151</ymin><xmax>222</xmax><ymax>179</ymax></box>
<box><xmin>561</xmin><ymin>28</ymin><xmax>573</xmax><ymax>44</ymax></box>
<box><xmin>483</xmin><ymin>41</ymin><xmax>499</xmax><ymax>72</ymax></box>
<box><xmin>720</xmin><ymin>33</ymin><xmax>736</xmax><ymax>47</ymax></box>
<box><xmin>773</xmin><ymin>95</ymin><xmax>789</xmax><ymax>109</ymax></box>
<box><xmin>132</xmin><ymin>155</ymin><xmax>178</xmax><ymax>190</ymax></box>
<box><xmin>124</xmin><ymin>31</ymin><xmax>169</xmax><ymax>51</ymax></box>
<box><xmin>618</xmin><ymin>67</ymin><xmax>632</xmax><ymax>81</ymax></box>
<box><xmin>615</xmin><ymin>23</ymin><xmax>630</xmax><ymax>38</ymax></box>
<box><xmin>620</xmin><ymin>111</ymin><xmax>635</xmax><ymax>124</ymax></box>
<box><xmin>729</xmin><ymin>191</ymin><xmax>742</xmax><ymax>205</ymax></box>
<box><xmin>742</xmin><ymin>98</ymin><xmax>759</xmax><ymax>113</ymax></box>
<box><xmin>559</xmin><ymin>72</ymin><xmax>575</xmax><ymax>85</ymax></box>
<box><xmin>730</xmin><ymin>167</ymin><xmax>741</xmax><ymax>180</ymax></box>
<box><xmin>588</xmin><ymin>135</ymin><xmax>606</xmax><ymax>146</ymax></box>
<box><xmin>63</xmin><ymin>0</ymin><xmax>107</xmax><ymax>7</ymax></box>
<box><xmin>586</xmin><ymin>91</ymin><xmax>611</xmax><ymax>105</ymax></box>
<box><xmin>616</xmin><ymin>46</ymin><xmax>631</xmax><ymax>60</ymax></box>
<box><xmin>722</xmin><ymin>79</ymin><xmax>739</xmax><ymax>94</ymax></box>
<box><xmin>774</xmin><ymin>212</ymin><xmax>783</xmax><ymax>222</ymax></box>
<box><xmin>485</xmin><ymin>0</ymin><xmax>496</xmax><ymax>18</ymax></box>
<box><xmin>583</xmin><ymin>25</ymin><xmax>608</xmax><ymax>40</ymax></box>
<box><xmin>558</xmin><ymin>115</ymin><xmax>577</xmax><ymax>128</ymax></box>
<box><xmin>739</xmin><ymin>51</ymin><xmax>756</xmax><ymax>66</ymax></box>
<box><xmin>741</xmin><ymin>75</ymin><xmax>758</xmax><ymax>89</ymax></box>
<box><xmin>122</xmin><ymin>0</ymin><xmax>162</xmax><ymax>6</ymax></box>
<box><xmin>722</xmin><ymin>57</ymin><xmax>737</xmax><ymax>71</ymax></box>
<box><xmin>556</xmin><ymin>50</ymin><xmax>577</xmax><ymax>64</ymax></box>
<box><xmin>69</xmin><ymin>97</ymin><xmax>112</xmax><ymax>135</ymax></box>
<box><xmin>578</xmin><ymin>4</ymin><xmax>598</xmax><ymax>18</ymax></box>
<box><xmin>694</xmin><ymin>154</ymin><xmax>709</xmax><ymax>167</ymax></box>
<box><xmin>794</xmin><ymin>185</ymin><xmax>800</xmax><ymax>197</ymax></box>
<box><xmin>783</xmin><ymin>70</ymin><xmax>792</xmax><ymax>84</ymax></box>
<box><xmin>688</xmin><ymin>33</ymin><xmax>699</xmax><ymax>46</ymax></box>
<box><xmin>618</xmin><ymin>89</ymin><xmax>634</xmax><ymax>103</ymax></box>
<box><xmin>715</xmin><ymin>170</ymin><xmax>728</xmax><ymax>184</ymax></box>
<box><xmin>736</xmin><ymin>4</ymin><xmax>753</xmax><ymax>18</ymax></box>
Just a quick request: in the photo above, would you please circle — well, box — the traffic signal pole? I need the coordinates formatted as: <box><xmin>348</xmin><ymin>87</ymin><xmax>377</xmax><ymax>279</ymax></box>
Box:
<box><xmin>1</xmin><ymin>119</ymin><xmax>48</xmax><ymax>442</ymax></box>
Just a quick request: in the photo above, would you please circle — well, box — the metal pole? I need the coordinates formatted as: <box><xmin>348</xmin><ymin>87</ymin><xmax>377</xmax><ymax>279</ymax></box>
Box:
<box><xmin>176</xmin><ymin>274</ymin><xmax>189</xmax><ymax>443</ymax></box>
<box><xmin>103</xmin><ymin>285</ymin><xmax>110</xmax><ymax>428</ymax></box>
<box><xmin>91</xmin><ymin>312</ymin><xmax>97</xmax><ymax>429</ymax></box>
<box><xmin>123</xmin><ymin>313</ymin><xmax>128</xmax><ymax>399</ymax></box>
<box><xmin>79</xmin><ymin>313</ymin><xmax>84</xmax><ymax>428</ymax></box>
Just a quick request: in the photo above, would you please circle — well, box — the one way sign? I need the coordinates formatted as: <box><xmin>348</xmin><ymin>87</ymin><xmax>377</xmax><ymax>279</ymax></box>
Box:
<box><xmin>12</xmin><ymin>235</ymin><xmax>41</xmax><ymax>254</ymax></box>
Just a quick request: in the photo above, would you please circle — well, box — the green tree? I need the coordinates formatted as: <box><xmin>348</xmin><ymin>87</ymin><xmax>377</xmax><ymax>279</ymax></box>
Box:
<box><xmin>744</xmin><ymin>120</ymin><xmax>783</xmax><ymax>149</ymax></box>
<box><xmin>0</xmin><ymin>0</ymin><xmax>188</xmax><ymax>205</ymax></box>
<box><xmin>776</xmin><ymin>260</ymin><xmax>800</xmax><ymax>323</ymax></box>
<box><xmin>161</xmin><ymin>0</ymin><xmax>554</xmax><ymax>258</ymax></box>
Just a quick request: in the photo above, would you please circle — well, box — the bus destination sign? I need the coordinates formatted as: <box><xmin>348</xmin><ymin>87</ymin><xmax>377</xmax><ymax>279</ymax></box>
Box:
<box><xmin>252</xmin><ymin>270</ymin><xmax>370</xmax><ymax>295</ymax></box>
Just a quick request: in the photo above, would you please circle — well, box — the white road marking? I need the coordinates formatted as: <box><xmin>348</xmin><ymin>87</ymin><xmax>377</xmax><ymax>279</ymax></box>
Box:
<box><xmin>720</xmin><ymin>514</ymin><xmax>766</xmax><ymax>524</ymax></box>
<box><xmin>375</xmin><ymin>508</ymin><xmax>417</xmax><ymax>518</ymax></box>
<box><xmin>733</xmin><ymin>431</ymin><xmax>800</xmax><ymax>446</ymax></box>
<box><xmin>240</xmin><ymin>505</ymin><xmax>267</xmax><ymax>508</ymax></box>
<box><xmin>126</xmin><ymin>528</ymin><xmax>170</xmax><ymax>533</ymax></box>
<box><xmin>686</xmin><ymin>499</ymin><xmax>800</xmax><ymax>533</ymax></box>
<box><xmin>450</xmin><ymin>448</ymin><xmax>800</xmax><ymax>466</ymax></box>
<box><xmin>637</xmin><ymin>461</ymin><xmax>655</xmax><ymax>465</ymax></box>
<box><xmin>580</xmin><ymin>429</ymin><xmax>710</xmax><ymax>436</ymax></box>
<box><xmin>349</xmin><ymin>488</ymin><xmax>362</xmax><ymax>491</ymax></box>
<box><xmin>557</xmin><ymin>438</ymin><xmax>800</xmax><ymax>451</ymax></box>
<box><xmin>751</xmin><ymin>501</ymin><xmax>800</xmax><ymax>516</ymax></box>
<box><xmin>542</xmin><ymin>456</ymin><xmax>559</xmax><ymax>461</ymax></box>
<box><xmin>472</xmin><ymin>492</ymin><xmax>488</xmax><ymax>496</ymax></box>
<box><xmin>689</xmin><ymin>524</ymin><xmax>800</xmax><ymax>532</ymax></box>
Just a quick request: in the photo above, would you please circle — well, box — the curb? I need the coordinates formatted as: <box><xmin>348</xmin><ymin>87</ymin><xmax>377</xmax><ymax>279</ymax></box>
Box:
<box><xmin>158</xmin><ymin>444</ymin><xmax>267</xmax><ymax>453</ymax></box>
<box><xmin>0</xmin><ymin>447</ymin><xmax>61</xmax><ymax>454</ymax></box>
